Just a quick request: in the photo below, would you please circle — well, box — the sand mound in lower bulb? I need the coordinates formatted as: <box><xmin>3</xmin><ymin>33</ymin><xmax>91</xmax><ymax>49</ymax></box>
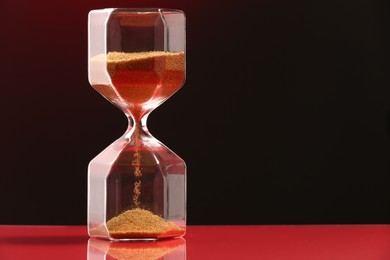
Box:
<box><xmin>105</xmin><ymin>208</ymin><xmax>185</xmax><ymax>239</ymax></box>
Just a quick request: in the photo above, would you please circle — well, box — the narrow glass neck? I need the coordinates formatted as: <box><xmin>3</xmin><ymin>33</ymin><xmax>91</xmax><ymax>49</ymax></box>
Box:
<box><xmin>125</xmin><ymin>113</ymin><xmax>150</xmax><ymax>141</ymax></box>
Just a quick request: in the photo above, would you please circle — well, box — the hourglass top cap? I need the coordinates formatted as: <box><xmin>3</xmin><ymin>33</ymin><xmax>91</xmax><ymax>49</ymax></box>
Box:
<box><xmin>89</xmin><ymin>8</ymin><xmax>185</xmax><ymax>15</ymax></box>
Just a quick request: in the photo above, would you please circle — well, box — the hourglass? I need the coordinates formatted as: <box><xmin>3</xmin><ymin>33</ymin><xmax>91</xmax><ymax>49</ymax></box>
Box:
<box><xmin>87</xmin><ymin>8</ymin><xmax>186</xmax><ymax>240</ymax></box>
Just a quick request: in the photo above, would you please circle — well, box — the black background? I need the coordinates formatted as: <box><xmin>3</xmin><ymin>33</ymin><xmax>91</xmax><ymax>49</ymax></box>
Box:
<box><xmin>0</xmin><ymin>0</ymin><xmax>389</xmax><ymax>225</ymax></box>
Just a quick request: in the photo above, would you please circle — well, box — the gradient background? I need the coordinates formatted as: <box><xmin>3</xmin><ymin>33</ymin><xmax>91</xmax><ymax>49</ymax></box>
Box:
<box><xmin>0</xmin><ymin>0</ymin><xmax>388</xmax><ymax>225</ymax></box>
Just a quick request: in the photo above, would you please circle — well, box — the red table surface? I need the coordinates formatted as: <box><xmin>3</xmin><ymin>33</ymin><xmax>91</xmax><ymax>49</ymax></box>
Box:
<box><xmin>1</xmin><ymin>224</ymin><xmax>390</xmax><ymax>259</ymax></box>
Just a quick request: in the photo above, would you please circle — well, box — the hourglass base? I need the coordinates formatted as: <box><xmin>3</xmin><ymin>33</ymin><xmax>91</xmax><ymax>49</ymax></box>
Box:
<box><xmin>91</xmin><ymin>234</ymin><xmax>185</xmax><ymax>242</ymax></box>
<box><xmin>105</xmin><ymin>230</ymin><xmax>186</xmax><ymax>241</ymax></box>
<box><xmin>89</xmin><ymin>218</ymin><xmax>185</xmax><ymax>241</ymax></box>
<box><xmin>90</xmin><ymin>230</ymin><xmax>185</xmax><ymax>242</ymax></box>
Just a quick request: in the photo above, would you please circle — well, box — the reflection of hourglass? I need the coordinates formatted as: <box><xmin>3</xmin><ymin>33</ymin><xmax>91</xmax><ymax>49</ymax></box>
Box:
<box><xmin>88</xmin><ymin>238</ymin><xmax>186</xmax><ymax>260</ymax></box>
<box><xmin>87</xmin><ymin>8</ymin><xmax>186</xmax><ymax>240</ymax></box>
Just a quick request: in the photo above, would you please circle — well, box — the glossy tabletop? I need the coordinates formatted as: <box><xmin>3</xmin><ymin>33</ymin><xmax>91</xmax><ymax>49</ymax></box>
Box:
<box><xmin>1</xmin><ymin>225</ymin><xmax>390</xmax><ymax>259</ymax></box>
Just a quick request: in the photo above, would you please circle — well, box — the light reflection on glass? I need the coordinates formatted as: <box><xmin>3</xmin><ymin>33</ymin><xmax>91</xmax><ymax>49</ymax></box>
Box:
<box><xmin>87</xmin><ymin>237</ymin><xmax>186</xmax><ymax>260</ymax></box>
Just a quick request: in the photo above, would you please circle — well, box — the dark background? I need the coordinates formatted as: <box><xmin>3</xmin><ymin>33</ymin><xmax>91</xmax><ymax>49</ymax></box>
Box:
<box><xmin>0</xmin><ymin>0</ymin><xmax>388</xmax><ymax>225</ymax></box>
